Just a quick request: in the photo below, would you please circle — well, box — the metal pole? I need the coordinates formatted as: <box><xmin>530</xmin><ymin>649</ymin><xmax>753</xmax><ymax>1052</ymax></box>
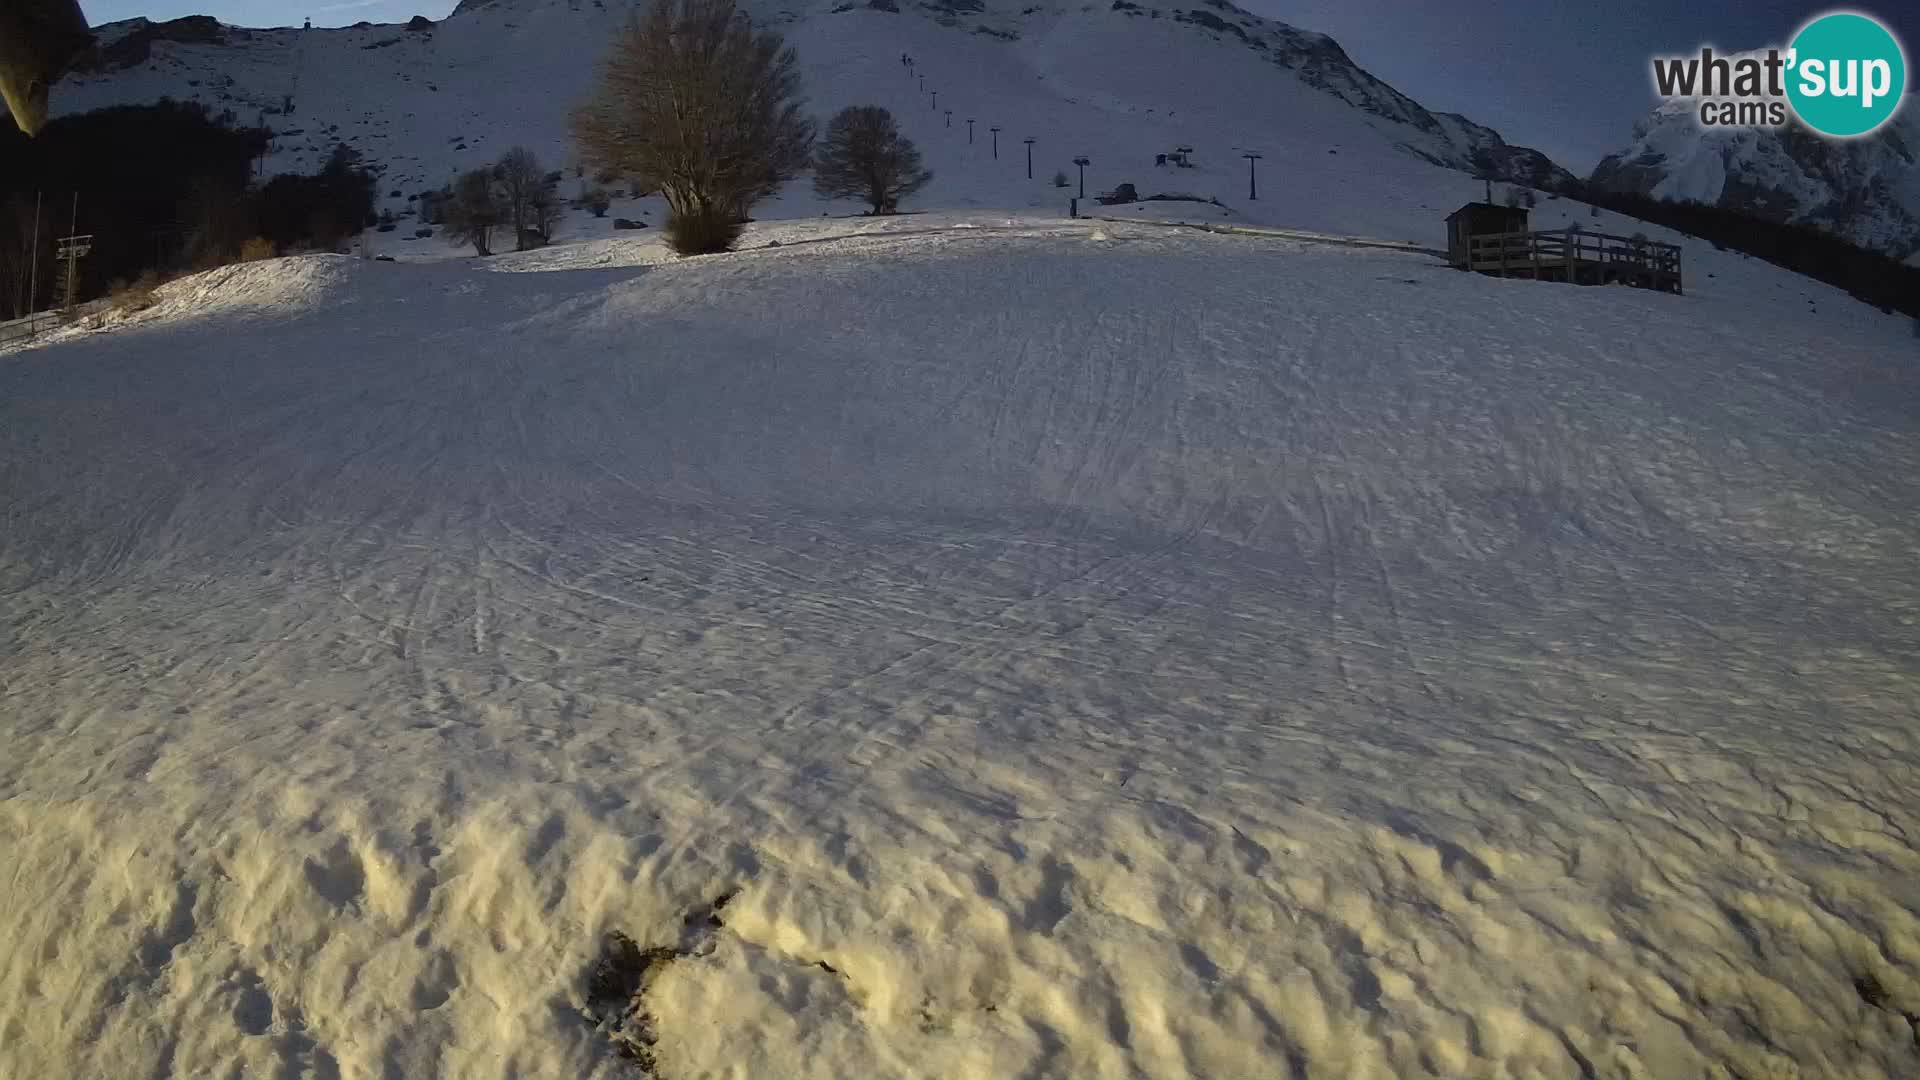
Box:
<box><xmin>1073</xmin><ymin>158</ymin><xmax>1088</xmax><ymax>199</ymax></box>
<box><xmin>967</xmin><ymin>119</ymin><xmax>974</xmax><ymax>144</ymax></box>
<box><xmin>945</xmin><ymin>110</ymin><xmax>951</xmax><ymax>128</ymax></box>
<box><xmin>1024</xmin><ymin>138</ymin><xmax>1034</xmax><ymax>179</ymax></box>
<box><xmin>931</xmin><ymin>91</ymin><xmax>937</xmax><ymax>110</ymax></box>
<box><xmin>990</xmin><ymin>127</ymin><xmax>1000</xmax><ymax>159</ymax></box>
<box><xmin>65</xmin><ymin>193</ymin><xmax>78</xmax><ymax>310</ymax></box>
<box><xmin>1243</xmin><ymin>153</ymin><xmax>1261</xmax><ymax>201</ymax></box>
<box><xmin>27</xmin><ymin>190</ymin><xmax>41</xmax><ymax>316</ymax></box>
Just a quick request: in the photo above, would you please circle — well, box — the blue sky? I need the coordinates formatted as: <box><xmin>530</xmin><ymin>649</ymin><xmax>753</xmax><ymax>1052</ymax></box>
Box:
<box><xmin>1257</xmin><ymin>1</ymin><xmax>1919</xmax><ymax>170</ymax></box>
<box><xmin>81</xmin><ymin>1</ymin><xmax>1920</xmax><ymax>173</ymax></box>
<box><xmin>84</xmin><ymin>0</ymin><xmax>459</xmax><ymax>28</ymax></box>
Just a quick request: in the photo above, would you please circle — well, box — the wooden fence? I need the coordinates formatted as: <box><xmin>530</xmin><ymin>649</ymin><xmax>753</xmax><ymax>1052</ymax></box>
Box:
<box><xmin>0</xmin><ymin>302</ymin><xmax>110</xmax><ymax>350</ymax></box>
<box><xmin>0</xmin><ymin>310</ymin><xmax>69</xmax><ymax>349</ymax></box>
<box><xmin>1086</xmin><ymin>215</ymin><xmax>1448</xmax><ymax>257</ymax></box>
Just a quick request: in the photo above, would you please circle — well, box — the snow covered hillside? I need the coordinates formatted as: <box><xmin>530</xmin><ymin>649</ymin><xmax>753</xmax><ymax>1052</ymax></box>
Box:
<box><xmin>2</xmin><ymin>214</ymin><xmax>1917</xmax><ymax>1079</ymax></box>
<box><xmin>53</xmin><ymin>0</ymin><xmax>1569</xmax><ymax>247</ymax></box>
<box><xmin>1592</xmin><ymin>97</ymin><xmax>1920</xmax><ymax>260</ymax></box>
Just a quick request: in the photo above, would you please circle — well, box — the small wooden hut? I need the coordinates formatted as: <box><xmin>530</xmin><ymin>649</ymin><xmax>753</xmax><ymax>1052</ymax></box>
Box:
<box><xmin>1445</xmin><ymin>202</ymin><xmax>1529</xmax><ymax>268</ymax></box>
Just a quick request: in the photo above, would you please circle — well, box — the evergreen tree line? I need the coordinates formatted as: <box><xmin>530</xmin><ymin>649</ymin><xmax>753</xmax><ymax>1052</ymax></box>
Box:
<box><xmin>0</xmin><ymin>99</ymin><xmax>375</xmax><ymax>317</ymax></box>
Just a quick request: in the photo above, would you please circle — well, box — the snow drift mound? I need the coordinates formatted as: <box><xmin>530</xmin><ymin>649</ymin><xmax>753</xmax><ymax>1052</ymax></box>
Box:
<box><xmin>140</xmin><ymin>254</ymin><xmax>367</xmax><ymax>322</ymax></box>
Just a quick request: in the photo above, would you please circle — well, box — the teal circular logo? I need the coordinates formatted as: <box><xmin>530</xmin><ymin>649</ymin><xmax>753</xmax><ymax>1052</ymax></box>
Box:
<box><xmin>1786</xmin><ymin>12</ymin><xmax>1907</xmax><ymax>137</ymax></box>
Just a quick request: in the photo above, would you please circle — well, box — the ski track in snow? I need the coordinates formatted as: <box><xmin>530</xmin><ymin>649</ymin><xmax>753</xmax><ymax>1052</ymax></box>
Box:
<box><xmin>2</xmin><ymin>219</ymin><xmax>1919</xmax><ymax>1079</ymax></box>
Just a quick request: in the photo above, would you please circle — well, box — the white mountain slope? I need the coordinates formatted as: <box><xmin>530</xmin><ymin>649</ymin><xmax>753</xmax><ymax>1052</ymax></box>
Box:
<box><xmin>1592</xmin><ymin>97</ymin><xmax>1920</xmax><ymax>260</ymax></box>
<box><xmin>53</xmin><ymin>0</ymin><xmax>1570</xmax><ymax>246</ymax></box>
<box><xmin>1</xmin><ymin>209</ymin><xmax>1917</xmax><ymax>1079</ymax></box>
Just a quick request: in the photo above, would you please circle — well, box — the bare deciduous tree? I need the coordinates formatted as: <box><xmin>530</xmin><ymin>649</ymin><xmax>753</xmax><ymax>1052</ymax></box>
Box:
<box><xmin>529</xmin><ymin>173</ymin><xmax>563</xmax><ymax>245</ymax></box>
<box><xmin>441</xmin><ymin>168</ymin><xmax>506</xmax><ymax>256</ymax></box>
<box><xmin>813</xmin><ymin>105</ymin><xmax>931</xmax><ymax>215</ymax></box>
<box><xmin>571</xmin><ymin>0</ymin><xmax>814</xmax><ymax>254</ymax></box>
<box><xmin>495</xmin><ymin>147</ymin><xmax>552</xmax><ymax>251</ymax></box>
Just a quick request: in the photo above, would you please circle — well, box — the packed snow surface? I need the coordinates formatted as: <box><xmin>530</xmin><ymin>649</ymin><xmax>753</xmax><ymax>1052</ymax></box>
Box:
<box><xmin>3</xmin><ymin>216</ymin><xmax>1919</xmax><ymax>1080</ymax></box>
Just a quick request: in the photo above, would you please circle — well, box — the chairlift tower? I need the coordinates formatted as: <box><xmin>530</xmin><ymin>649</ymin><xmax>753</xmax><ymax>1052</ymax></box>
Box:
<box><xmin>56</xmin><ymin>232</ymin><xmax>92</xmax><ymax>310</ymax></box>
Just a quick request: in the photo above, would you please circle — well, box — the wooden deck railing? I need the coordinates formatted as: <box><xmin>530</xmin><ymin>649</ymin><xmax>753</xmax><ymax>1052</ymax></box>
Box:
<box><xmin>1466</xmin><ymin>229</ymin><xmax>1683</xmax><ymax>293</ymax></box>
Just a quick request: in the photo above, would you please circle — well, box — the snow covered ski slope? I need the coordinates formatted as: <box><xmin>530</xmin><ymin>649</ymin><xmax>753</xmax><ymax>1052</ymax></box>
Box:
<box><xmin>2</xmin><ymin>215</ymin><xmax>1918</xmax><ymax>1078</ymax></box>
<box><xmin>56</xmin><ymin>0</ymin><xmax>1567</xmax><ymax>245</ymax></box>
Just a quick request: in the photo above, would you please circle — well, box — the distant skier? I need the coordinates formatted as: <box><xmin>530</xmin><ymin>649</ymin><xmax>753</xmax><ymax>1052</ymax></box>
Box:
<box><xmin>0</xmin><ymin>0</ymin><xmax>93</xmax><ymax>136</ymax></box>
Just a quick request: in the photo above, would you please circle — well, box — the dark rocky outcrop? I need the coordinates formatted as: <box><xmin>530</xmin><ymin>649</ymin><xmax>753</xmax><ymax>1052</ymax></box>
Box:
<box><xmin>84</xmin><ymin>16</ymin><xmax>226</xmax><ymax>71</ymax></box>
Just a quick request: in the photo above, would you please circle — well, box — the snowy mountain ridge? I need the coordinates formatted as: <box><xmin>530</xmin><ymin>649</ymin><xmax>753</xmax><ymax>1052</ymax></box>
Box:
<box><xmin>51</xmin><ymin>0</ymin><xmax>1575</xmax><ymax>235</ymax></box>
<box><xmin>1591</xmin><ymin>94</ymin><xmax>1920</xmax><ymax>259</ymax></box>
